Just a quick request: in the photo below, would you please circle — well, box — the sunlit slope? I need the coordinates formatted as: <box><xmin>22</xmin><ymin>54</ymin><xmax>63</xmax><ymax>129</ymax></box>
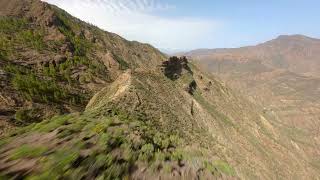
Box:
<box><xmin>0</xmin><ymin>0</ymin><xmax>319</xmax><ymax>179</ymax></box>
<box><xmin>3</xmin><ymin>58</ymin><xmax>319</xmax><ymax>179</ymax></box>
<box><xmin>186</xmin><ymin>35</ymin><xmax>320</xmax><ymax>177</ymax></box>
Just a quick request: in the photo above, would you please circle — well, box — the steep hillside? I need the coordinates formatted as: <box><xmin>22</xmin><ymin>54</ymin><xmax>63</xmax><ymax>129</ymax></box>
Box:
<box><xmin>2</xmin><ymin>55</ymin><xmax>320</xmax><ymax>179</ymax></box>
<box><xmin>1</xmin><ymin>1</ymin><xmax>320</xmax><ymax>179</ymax></box>
<box><xmin>186</xmin><ymin>35</ymin><xmax>320</xmax><ymax>131</ymax></box>
<box><xmin>186</xmin><ymin>35</ymin><xmax>320</xmax><ymax>179</ymax></box>
<box><xmin>0</xmin><ymin>0</ymin><xmax>166</xmax><ymax>135</ymax></box>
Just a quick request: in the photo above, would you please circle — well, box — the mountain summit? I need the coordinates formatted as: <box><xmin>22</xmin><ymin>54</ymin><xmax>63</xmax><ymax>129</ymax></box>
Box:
<box><xmin>1</xmin><ymin>0</ymin><xmax>320</xmax><ymax>179</ymax></box>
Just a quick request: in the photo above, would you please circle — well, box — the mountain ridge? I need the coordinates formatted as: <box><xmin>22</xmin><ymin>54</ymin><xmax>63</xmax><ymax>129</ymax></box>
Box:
<box><xmin>186</xmin><ymin>34</ymin><xmax>320</xmax><ymax>78</ymax></box>
<box><xmin>185</xmin><ymin>34</ymin><xmax>320</xmax><ymax>54</ymax></box>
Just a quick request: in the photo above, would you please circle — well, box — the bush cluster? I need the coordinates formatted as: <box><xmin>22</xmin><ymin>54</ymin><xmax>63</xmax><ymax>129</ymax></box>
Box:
<box><xmin>5</xmin><ymin>64</ymin><xmax>83</xmax><ymax>105</ymax></box>
<box><xmin>17</xmin><ymin>30</ymin><xmax>45</xmax><ymax>50</ymax></box>
<box><xmin>12</xmin><ymin>73</ymin><xmax>67</xmax><ymax>103</ymax></box>
<box><xmin>0</xmin><ymin>17</ymin><xmax>27</xmax><ymax>34</ymax></box>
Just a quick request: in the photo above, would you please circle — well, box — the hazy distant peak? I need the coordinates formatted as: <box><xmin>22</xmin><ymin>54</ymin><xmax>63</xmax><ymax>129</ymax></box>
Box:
<box><xmin>271</xmin><ymin>34</ymin><xmax>319</xmax><ymax>43</ymax></box>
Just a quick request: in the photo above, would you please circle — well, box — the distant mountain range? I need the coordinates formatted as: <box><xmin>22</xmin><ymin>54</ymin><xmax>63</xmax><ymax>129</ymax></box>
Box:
<box><xmin>185</xmin><ymin>34</ymin><xmax>320</xmax><ymax>77</ymax></box>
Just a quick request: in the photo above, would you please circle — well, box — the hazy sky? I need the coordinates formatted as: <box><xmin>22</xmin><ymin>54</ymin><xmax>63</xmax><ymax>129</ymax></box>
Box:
<box><xmin>43</xmin><ymin>0</ymin><xmax>320</xmax><ymax>51</ymax></box>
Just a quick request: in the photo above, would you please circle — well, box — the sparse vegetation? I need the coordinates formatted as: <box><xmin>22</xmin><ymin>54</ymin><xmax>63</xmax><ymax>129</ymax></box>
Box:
<box><xmin>0</xmin><ymin>4</ymin><xmax>238</xmax><ymax>179</ymax></box>
<box><xmin>9</xmin><ymin>145</ymin><xmax>48</xmax><ymax>160</ymax></box>
<box><xmin>0</xmin><ymin>109</ymin><xmax>205</xmax><ymax>179</ymax></box>
<box><xmin>12</xmin><ymin>72</ymin><xmax>67</xmax><ymax>103</ymax></box>
<box><xmin>1</xmin><ymin>107</ymin><xmax>237</xmax><ymax>179</ymax></box>
<box><xmin>5</xmin><ymin>63</ymin><xmax>84</xmax><ymax>105</ymax></box>
<box><xmin>56</xmin><ymin>10</ymin><xmax>91</xmax><ymax>57</ymax></box>
<box><xmin>0</xmin><ymin>17</ymin><xmax>46</xmax><ymax>52</ymax></box>
<box><xmin>17</xmin><ymin>29</ymin><xmax>46</xmax><ymax>51</ymax></box>
<box><xmin>204</xmin><ymin>160</ymin><xmax>236</xmax><ymax>176</ymax></box>
<box><xmin>0</xmin><ymin>51</ymin><xmax>7</xmax><ymax>60</ymax></box>
<box><xmin>3</xmin><ymin>1</ymin><xmax>318</xmax><ymax>179</ymax></box>
<box><xmin>0</xmin><ymin>6</ymin><xmax>112</xmax><ymax>130</ymax></box>
<box><xmin>14</xmin><ymin>108</ymin><xmax>41</xmax><ymax>125</ymax></box>
<box><xmin>0</xmin><ymin>17</ymin><xmax>27</xmax><ymax>33</ymax></box>
<box><xmin>193</xmin><ymin>90</ymin><xmax>235</xmax><ymax>127</ymax></box>
<box><xmin>0</xmin><ymin>36</ymin><xmax>10</xmax><ymax>60</ymax></box>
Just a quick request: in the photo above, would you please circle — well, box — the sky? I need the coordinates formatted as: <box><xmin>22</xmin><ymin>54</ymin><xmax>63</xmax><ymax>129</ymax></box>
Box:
<box><xmin>43</xmin><ymin>0</ymin><xmax>320</xmax><ymax>52</ymax></box>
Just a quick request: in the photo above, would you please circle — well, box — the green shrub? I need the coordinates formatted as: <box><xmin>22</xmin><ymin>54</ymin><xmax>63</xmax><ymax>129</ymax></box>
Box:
<box><xmin>0</xmin><ymin>36</ymin><xmax>11</xmax><ymax>59</ymax></box>
<box><xmin>73</xmin><ymin>36</ymin><xmax>90</xmax><ymax>56</ymax></box>
<box><xmin>171</xmin><ymin>149</ymin><xmax>184</xmax><ymax>161</ymax></box>
<box><xmin>48</xmin><ymin>64</ymin><xmax>57</xmax><ymax>78</ymax></box>
<box><xmin>153</xmin><ymin>133</ymin><xmax>170</xmax><ymax>149</ymax></box>
<box><xmin>139</xmin><ymin>143</ymin><xmax>154</xmax><ymax>161</ymax></box>
<box><xmin>14</xmin><ymin>108</ymin><xmax>40</xmax><ymax>125</ymax></box>
<box><xmin>56</xmin><ymin>55</ymin><xmax>107</xmax><ymax>84</ymax></box>
<box><xmin>57</xmin><ymin>15</ymin><xmax>91</xmax><ymax>57</ymax></box>
<box><xmin>34</xmin><ymin>150</ymin><xmax>80</xmax><ymax>178</ymax></box>
<box><xmin>95</xmin><ymin>154</ymin><xmax>113</xmax><ymax>169</ymax></box>
<box><xmin>213</xmin><ymin>160</ymin><xmax>236</xmax><ymax>176</ymax></box>
<box><xmin>1</xmin><ymin>110</ymin><xmax>191</xmax><ymax>179</ymax></box>
<box><xmin>112</xmin><ymin>53</ymin><xmax>129</xmax><ymax>70</ymax></box>
<box><xmin>9</xmin><ymin>145</ymin><xmax>48</xmax><ymax>160</ymax></box>
<box><xmin>0</xmin><ymin>51</ymin><xmax>6</xmax><ymax>60</ymax></box>
<box><xmin>4</xmin><ymin>64</ymin><xmax>28</xmax><ymax>74</ymax></box>
<box><xmin>0</xmin><ymin>17</ymin><xmax>27</xmax><ymax>33</ymax></box>
<box><xmin>32</xmin><ymin>115</ymin><xmax>71</xmax><ymax>133</ymax></box>
<box><xmin>12</xmin><ymin>73</ymin><xmax>67</xmax><ymax>103</ymax></box>
<box><xmin>154</xmin><ymin>151</ymin><xmax>166</xmax><ymax>161</ymax></box>
<box><xmin>204</xmin><ymin>160</ymin><xmax>236</xmax><ymax>176</ymax></box>
<box><xmin>6</xmin><ymin>63</ymin><xmax>84</xmax><ymax>105</ymax></box>
<box><xmin>17</xmin><ymin>30</ymin><xmax>45</xmax><ymax>50</ymax></box>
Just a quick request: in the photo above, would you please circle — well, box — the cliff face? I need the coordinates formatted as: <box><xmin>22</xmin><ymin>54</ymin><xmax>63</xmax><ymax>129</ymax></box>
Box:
<box><xmin>0</xmin><ymin>0</ymin><xmax>320</xmax><ymax>179</ymax></box>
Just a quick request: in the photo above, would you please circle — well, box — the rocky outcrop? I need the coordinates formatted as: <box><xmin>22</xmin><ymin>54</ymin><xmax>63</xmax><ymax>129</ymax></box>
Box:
<box><xmin>161</xmin><ymin>56</ymin><xmax>193</xmax><ymax>80</ymax></box>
